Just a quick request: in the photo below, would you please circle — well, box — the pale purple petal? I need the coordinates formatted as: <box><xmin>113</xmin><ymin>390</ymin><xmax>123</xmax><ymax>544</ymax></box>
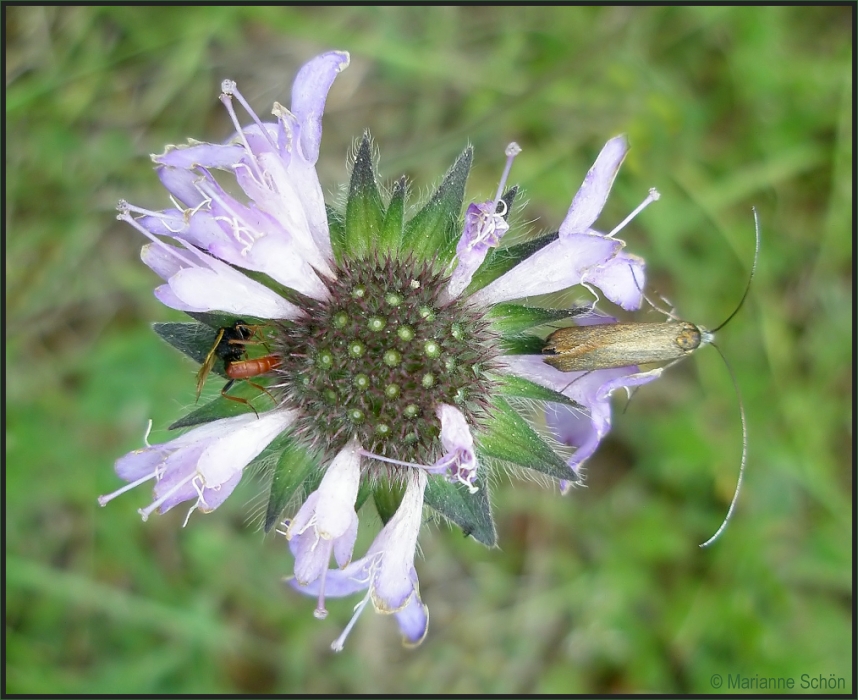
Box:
<box><xmin>157</xmin><ymin>166</ymin><xmax>206</xmax><ymax>208</ymax></box>
<box><xmin>394</xmin><ymin>581</ymin><xmax>429</xmax><ymax>647</ymax></box>
<box><xmin>290</xmin><ymin>51</ymin><xmax>350</xmax><ymax>164</ymax></box>
<box><xmin>573</xmin><ymin>309</ymin><xmax>618</xmax><ymax>326</ymax></box>
<box><xmin>582</xmin><ymin>250</ymin><xmax>646</xmax><ymax>311</ymax></box>
<box><xmin>545</xmin><ymin>403</ymin><xmax>594</xmax><ymax>449</ymax></box>
<box><xmin>368</xmin><ymin>472</ymin><xmax>425</xmax><ymax>612</ymax></box>
<box><xmin>554</xmin><ymin>368</ymin><xmax>663</xmax><ymax>470</ymax></box>
<box><xmin>314</xmin><ymin>439</ymin><xmax>362</xmax><ymax>539</ymax></box>
<box><xmin>166</xmin><ymin>263</ymin><xmax>300</xmax><ymax>319</ymax></box>
<box><xmin>468</xmin><ymin>233</ymin><xmax>621</xmax><ymax>306</ymax></box>
<box><xmin>138</xmin><ymin>210</ymin><xmax>189</xmax><ymax>237</ymax></box>
<box><xmin>156</xmin><ymin>442</ymin><xmax>207</xmax><ymax>487</ymax></box>
<box><xmin>151</xmin><ymin>412</ymin><xmax>291</xmax><ymax>514</ymax></box>
<box><xmin>155</xmin><ymin>478</ymin><xmax>200</xmax><ymax>514</ymax></box>
<box><xmin>434</xmin><ymin>404</ymin><xmax>478</xmax><ymax>491</ymax></box>
<box><xmin>144</xmin><ymin>241</ymin><xmax>297</xmax><ymax>318</ymax></box>
<box><xmin>292</xmin><ymin>536</ymin><xmax>333</xmax><ymax>585</ymax></box>
<box><xmin>286</xmin><ymin>439</ymin><xmax>362</xmax><ymax>585</ymax></box>
<box><xmin>290</xmin><ymin>491</ymin><xmax>320</xmax><ymax>535</ymax></box>
<box><xmin>288</xmin><ymin>557</ymin><xmax>372</xmax><ymax>598</ymax></box>
<box><xmin>197</xmin><ymin>409</ymin><xmax>296</xmax><ymax>486</ymax></box>
<box><xmin>180</xmin><ymin>210</ymin><xmax>234</xmax><ymax>249</ymax></box>
<box><xmin>236</xmin><ymin>151</ymin><xmax>333</xmax><ymax>277</ymax></box>
<box><xmin>287</xmin><ymin>472</ymin><xmax>427</xmax><ymax>649</ymax></box>
<box><xmin>154</xmin><ymin>142</ymin><xmax>245</xmax><ymax>170</ymax></box>
<box><xmin>288</xmin><ymin>158</ymin><xmax>333</xmax><ymax>266</ymax></box>
<box><xmin>153</xmin><ymin>284</ymin><xmax>205</xmax><ymax>312</ymax></box>
<box><xmin>333</xmin><ymin>513</ymin><xmax>359</xmax><ymax>568</ymax></box>
<box><xmin>559</xmin><ymin>135</ymin><xmax>628</xmax><ymax>237</ymax></box>
<box><xmin>140</xmin><ymin>242</ymin><xmax>183</xmax><ymax>280</ymax></box>
<box><xmin>114</xmin><ymin>447</ymin><xmax>166</xmax><ymax>482</ymax></box>
<box><xmin>198</xmin><ymin>470</ymin><xmax>243</xmax><ymax>512</ymax></box>
<box><xmin>496</xmin><ymin>354</ymin><xmax>663</xmax><ymax>470</ymax></box>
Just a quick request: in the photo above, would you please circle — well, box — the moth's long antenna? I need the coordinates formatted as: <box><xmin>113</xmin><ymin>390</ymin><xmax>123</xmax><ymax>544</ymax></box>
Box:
<box><xmin>699</xmin><ymin>341</ymin><xmax>747</xmax><ymax>547</ymax></box>
<box><xmin>710</xmin><ymin>207</ymin><xmax>761</xmax><ymax>334</ymax></box>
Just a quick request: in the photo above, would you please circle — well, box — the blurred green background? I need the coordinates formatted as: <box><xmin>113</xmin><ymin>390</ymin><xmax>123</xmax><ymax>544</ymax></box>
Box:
<box><xmin>6</xmin><ymin>6</ymin><xmax>852</xmax><ymax>694</ymax></box>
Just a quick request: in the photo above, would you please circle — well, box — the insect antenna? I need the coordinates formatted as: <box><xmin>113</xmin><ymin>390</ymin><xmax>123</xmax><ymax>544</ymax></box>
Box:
<box><xmin>699</xmin><ymin>341</ymin><xmax>748</xmax><ymax>548</ymax></box>
<box><xmin>698</xmin><ymin>207</ymin><xmax>760</xmax><ymax>546</ymax></box>
<box><xmin>708</xmin><ymin>207</ymin><xmax>761</xmax><ymax>334</ymax></box>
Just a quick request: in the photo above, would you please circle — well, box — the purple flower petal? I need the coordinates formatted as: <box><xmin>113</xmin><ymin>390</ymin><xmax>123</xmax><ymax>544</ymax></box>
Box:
<box><xmin>290</xmin><ymin>51</ymin><xmax>350</xmax><ymax>164</ymax></box>
<box><xmin>559</xmin><ymin>135</ymin><xmax>628</xmax><ymax>237</ymax></box>
<box><xmin>157</xmin><ymin>166</ymin><xmax>206</xmax><ymax>208</ymax></box>
<box><xmin>197</xmin><ymin>410</ymin><xmax>295</xmax><ymax>486</ymax></box>
<box><xmin>496</xmin><ymin>355</ymin><xmax>662</xmax><ymax>471</ymax></box>
<box><xmin>468</xmin><ymin>233</ymin><xmax>621</xmax><ymax>306</ymax></box>
<box><xmin>152</xmin><ymin>284</ymin><xmax>204</xmax><ymax>312</ymax></box>
<box><xmin>114</xmin><ymin>447</ymin><xmax>167</xmax><ymax>482</ymax></box>
<box><xmin>179</xmin><ymin>210</ymin><xmax>234</xmax><ymax>250</ymax></box>
<box><xmin>287</xmin><ymin>557</ymin><xmax>372</xmax><ymax>598</ymax></box>
<box><xmin>140</xmin><ymin>242</ymin><xmax>183</xmax><ymax>280</ymax></box>
<box><xmin>287</xmin><ymin>472</ymin><xmax>429</xmax><ymax>649</ymax></box>
<box><xmin>197</xmin><ymin>471</ymin><xmax>243</xmax><ymax>512</ymax></box>
<box><xmin>434</xmin><ymin>404</ymin><xmax>479</xmax><ymax>492</ymax></box>
<box><xmin>154</xmin><ymin>142</ymin><xmax>245</xmax><ymax>170</ymax></box>
<box><xmin>102</xmin><ymin>412</ymin><xmax>295</xmax><ymax>521</ymax></box>
<box><xmin>394</xmin><ymin>584</ymin><xmax>429</xmax><ymax>647</ymax></box>
<box><xmin>167</xmin><ymin>266</ymin><xmax>293</xmax><ymax>319</ymax></box>
<box><xmin>582</xmin><ymin>250</ymin><xmax>646</xmax><ymax>311</ymax></box>
<box><xmin>285</xmin><ymin>440</ymin><xmax>362</xmax><ymax>585</ymax></box>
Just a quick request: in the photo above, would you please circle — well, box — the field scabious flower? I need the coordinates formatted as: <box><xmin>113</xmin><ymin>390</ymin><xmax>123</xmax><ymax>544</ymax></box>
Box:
<box><xmin>102</xmin><ymin>49</ymin><xmax>664</xmax><ymax>650</ymax></box>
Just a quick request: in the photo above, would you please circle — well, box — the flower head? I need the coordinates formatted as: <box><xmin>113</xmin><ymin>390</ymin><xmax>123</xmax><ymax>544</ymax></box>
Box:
<box><xmin>105</xmin><ymin>49</ymin><xmax>670</xmax><ymax>650</ymax></box>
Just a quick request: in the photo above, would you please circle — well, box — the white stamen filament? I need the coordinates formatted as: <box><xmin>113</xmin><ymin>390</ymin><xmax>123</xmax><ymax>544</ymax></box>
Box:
<box><xmin>122</xmin><ymin>202</ymin><xmax>186</xmax><ymax>225</ymax></box>
<box><xmin>314</xmin><ymin>545</ymin><xmax>333</xmax><ymax>620</ymax></box>
<box><xmin>195</xmin><ymin>178</ymin><xmax>266</xmax><ymax>255</ymax></box>
<box><xmin>191</xmin><ymin>474</ymin><xmax>209</xmax><ymax>509</ymax></box>
<box><xmin>118</xmin><ymin>212</ymin><xmax>200</xmax><ymax>269</ymax></box>
<box><xmin>271</xmin><ymin>103</ymin><xmax>296</xmax><ymax>160</ymax></box>
<box><xmin>331</xmin><ymin>591</ymin><xmax>372</xmax><ymax>653</ymax></box>
<box><xmin>219</xmin><ymin>82</ymin><xmax>265</xmax><ymax>183</ymax></box>
<box><xmin>196</xmin><ymin>178</ymin><xmax>256</xmax><ymax>231</ymax></box>
<box><xmin>607</xmin><ymin>187</ymin><xmax>660</xmax><ymax>238</ymax></box>
<box><xmin>184</xmin><ymin>194</ymin><xmax>212</xmax><ymax>221</ymax></box>
<box><xmin>493</xmin><ymin>142</ymin><xmax>522</xmax><ymax>205</ymax></box>
<box><xmin>97</xmin><ymin>471</ymin><xmax>157</xmax><ymax>507</ymax></box>
<box><xmin>275</xmin><ymin>519</ymin><xmax>292</xmax><ymax>537</ymax></box>
<box><xmin>224</xmin><ymin>80</ymin><xmax>279</xmax><ymax>154</ymax></box>
<box><xmin>357</xmin><ymin>449</ymin><xmax>428</xmax><ymax>470</ymax></box>
<box><xmin>142</xmin><ymin>419</ymin><xmax>153</xmax><ymax>447</ymax></box>
<box><xmin>137</xmin><ymin>471</ymin><xmax>196</xmax><ymax>522</ymax></box>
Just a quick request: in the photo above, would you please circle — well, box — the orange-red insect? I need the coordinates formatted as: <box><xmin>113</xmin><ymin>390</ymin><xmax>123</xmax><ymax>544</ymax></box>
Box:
<box><xmin>196</xmin><ymin>320</ymin><xmax>281</xmax><ymax>415</ymax></box>
<box><xmin>225</xmin><ymin>354</ymin><xmax>282</xmax><ymax>381</ymax></box>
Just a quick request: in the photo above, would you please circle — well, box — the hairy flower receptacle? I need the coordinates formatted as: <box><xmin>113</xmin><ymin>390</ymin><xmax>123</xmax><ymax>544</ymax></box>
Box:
<box><xmin>271</xmin><ymin>255</ymin><xmax>499</xmax><ymax>469</ymax></box>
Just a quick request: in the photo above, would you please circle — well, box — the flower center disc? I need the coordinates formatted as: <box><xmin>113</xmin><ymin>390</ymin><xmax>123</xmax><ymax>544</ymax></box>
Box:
<box><xmin>272</xmin><ymin>256</ymin><xmax>497</xmax><ymax>465</ymax></box>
